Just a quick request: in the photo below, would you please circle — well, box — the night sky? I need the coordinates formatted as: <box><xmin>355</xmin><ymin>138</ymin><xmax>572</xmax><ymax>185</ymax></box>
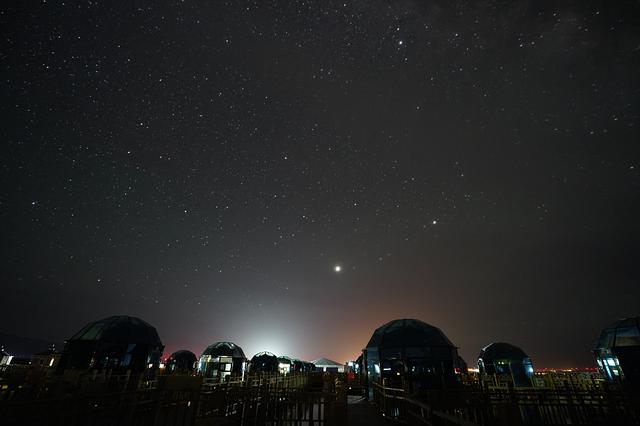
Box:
<box><xmin>2</xmin><ymin>0</ymin><xmax>639</xmax><ymax>368</ymax></box>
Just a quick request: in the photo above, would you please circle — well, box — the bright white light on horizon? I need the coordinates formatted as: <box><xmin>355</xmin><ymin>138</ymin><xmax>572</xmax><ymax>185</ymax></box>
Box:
<box><xmin>334</xmin><ymin>265</ymin><xmax>342</xmax><ymax>272</ymax></box>
<box><xmin>245</xmin><ymin>331</ymin><xmax>291</xmax><ymax>358</ymax></box>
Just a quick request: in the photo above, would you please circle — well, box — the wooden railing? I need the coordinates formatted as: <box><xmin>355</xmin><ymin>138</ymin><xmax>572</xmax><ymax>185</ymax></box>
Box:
<box><xmin>404</xmin><ymin>396</ymin><xmax>484</xmax><ymax>426</ymax></box>
<box><xmin>371</xmin><ymin>381</ymin><xmax>640</xmax><ymax>426</ymax></box>
<box><xmin>371</xmin><ymin>381</ymin><xmax>406</xmax><ymax>420</ymax></box>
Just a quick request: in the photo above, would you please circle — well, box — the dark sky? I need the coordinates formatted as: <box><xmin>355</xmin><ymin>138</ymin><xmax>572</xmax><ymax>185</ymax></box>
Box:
<box><xmin>1</xmin><ymin>0</ymin><xmax>639</xmax><ymax>368</ymax></box>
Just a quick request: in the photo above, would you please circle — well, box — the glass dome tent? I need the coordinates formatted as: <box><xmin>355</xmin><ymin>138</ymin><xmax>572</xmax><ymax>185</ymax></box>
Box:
<box><xmin>166</xmin><ymin>350</ymin><xmax>197</xmax><ymax>374</ymax></box>
<box><xmin>57</xmin><ymin>315</ymin><xmax>164</xmax><ymax>374</ymax></box>
<box><xmin>277</xmin><ymin>356</ymin><xmax>293</xmax><ymax>374</ymax></box>
<box><xmin>250</xmin><ymin>351</ymin><xmax>279</xmax><ymax>373</ymax></box>
<box><xmin>198</xmin><ymin>341</ymin><xmax>246</xmax><ymax>381</ymax></box>
<box><xmin>364</xmin><ymin>318</ymin><xmax>460</xmax><ymax>391</ymax></box>
<box><xmin>594</xmin><ymin>317</ymin><xmax>640</xmax><ymax>391</ymax></box>
<box><xmin>478</xmin><ymin>342</ymin><xmax>534</xmax><ymax>387</ymax></box>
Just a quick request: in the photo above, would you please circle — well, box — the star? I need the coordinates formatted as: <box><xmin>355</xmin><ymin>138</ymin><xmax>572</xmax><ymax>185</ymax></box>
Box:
<box><xmin>2</xmin><ymin>0</ymin><xmax>636</xmax><ymax>372</ymax></box>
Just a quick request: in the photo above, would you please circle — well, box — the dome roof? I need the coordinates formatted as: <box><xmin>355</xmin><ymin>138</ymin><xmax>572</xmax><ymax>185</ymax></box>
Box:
<box><xmin>250</xmin><ymin>351</ymin><xmax>279</xmax><ymax>372</ymax></box>
<box><xmin>366</xmin><ymin>319</ymin><xmax>455</xmax><ymax>349</ymax></box>
<box><xmin>252</xmin><ymin>351</ymin><xmax>277</xmax><ymax>361</ymax></box>
<box><xmin>479</xmin><ymin>342</ymin><xmax>529</xmax><ymax>363</ymax></box>
<box><xmin>596</xmin><ymin>317</ymin><xmax>640</xmax><ymax>349</ymax></box>
<box><xmin>202</xmin><ymin>341</ymin><xmax>246</xmax><ymax>358</ymax></box>
<box><xmin>168</xmin><ymin>350</ymin><xmax>197</xmax><ymax>363</ymax></box>
<box><xmin>69</xmin><ymin>315</ymin><xmax>162</xmax><ymax>347</ymax></box>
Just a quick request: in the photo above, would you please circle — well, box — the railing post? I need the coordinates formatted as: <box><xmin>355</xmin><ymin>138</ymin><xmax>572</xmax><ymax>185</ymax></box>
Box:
<box><xmin>506</xmin><ymin>382</ymin><xmax>523</xmax><ymax>426</ymax></box>
<box><xmin>334</xmin><ymin>377</ymin><xmax>347</xmax><ymax>426</ymax></box>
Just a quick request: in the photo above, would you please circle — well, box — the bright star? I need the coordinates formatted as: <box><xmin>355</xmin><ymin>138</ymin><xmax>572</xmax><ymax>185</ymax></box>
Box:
<box><xmin>334</xmin><ymin>265</ymin><xmax>342</xmax><ymax>272</ymax></box>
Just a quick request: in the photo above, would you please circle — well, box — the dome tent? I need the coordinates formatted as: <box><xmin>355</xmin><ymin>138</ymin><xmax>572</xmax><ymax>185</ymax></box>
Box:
<box><xmin>198</xmin><ymin>341</ymin><xmax>246</xmax><ymax>380</ymax></box>
<box><xmin>58</xmin><ymin>315</ymin><xmax>164</xmax><ymax>374</ymax></box>
<box><xmin>455</xmin><ymin>355</ymin><xmax>468</xmax><ymax>374</ymax></box>
<box><xmin>366</xmin><ymin>319</ymin><xmax>455</xmax><ymax>349</ymax></box>
<box><xmin>277</xmin><ymin>356</ymin><xmax>293</xmax><ymax>374</ymax></box>
<box><xmin>166</xmin><ymin>350</ymin><xmax>197</xmax><ymax>373</ymax></box>
<box><xmin>202</xmin><ymin>341</ymin><xmax>246</xmax><ymax>359</ymax></box>
<box><xmin>250</xmin><ymin>351</ymin><xmax>279</xmax><ymax>373</ymax></box>
<box><xmin>364</xmin><ymin>319</ymin><xmax>460</xmax><ymax>391</ymax></box>
<box><xmin>594</xmin><ymin>317</ymin><xmax>640</xmax><ymax>390</ymax></box>
<box><xmin>478</xmin><ymin>342</ymin><xmax>534</xmax><ymax>387</ymax></box>
<box><xmin>290</xmin><ymin>358</ymin><xmax>305</xmax><ymax>372</ymax></box>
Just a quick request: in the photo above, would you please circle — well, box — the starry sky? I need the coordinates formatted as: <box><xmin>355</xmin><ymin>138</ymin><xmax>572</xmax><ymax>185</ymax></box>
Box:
<box><xmin>1</xmin><ymin>0</ymin><xmax>639</xmax><ymax>368</ymax></box>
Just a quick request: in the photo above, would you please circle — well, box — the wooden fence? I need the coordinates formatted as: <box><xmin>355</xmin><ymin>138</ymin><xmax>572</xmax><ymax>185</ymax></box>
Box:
<box><xmin>0</xmin><ymin>387</ymin><xmax>198</xmax><ymax>426</ymax></box>
<box><xmin>0</xmin><ymin>372</ymin><xmax>347</xmax><ymax>426</ymax></box>
<box><xmin>4</xmin><ymin>371</ymin><xmax>637</xmax><ymax>426</ymax></box>
<box><xmin>197</xmin><ymin>385</ymin><xmax>345</xmax><ymax>425</ymax></box>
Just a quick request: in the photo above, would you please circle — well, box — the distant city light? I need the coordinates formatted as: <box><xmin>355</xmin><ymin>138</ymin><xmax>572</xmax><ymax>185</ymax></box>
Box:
<box><xmin>334</xmin><ymin>265</ymin><xmax>342</xmax><ymax>272</ymax></box>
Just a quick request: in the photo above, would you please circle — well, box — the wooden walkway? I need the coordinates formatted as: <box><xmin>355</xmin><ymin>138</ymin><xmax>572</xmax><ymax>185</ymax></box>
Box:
<box><xmin>347</xmin><ymin>396</ymin><xmax>387</xmax><ymax>426</ymax></box>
